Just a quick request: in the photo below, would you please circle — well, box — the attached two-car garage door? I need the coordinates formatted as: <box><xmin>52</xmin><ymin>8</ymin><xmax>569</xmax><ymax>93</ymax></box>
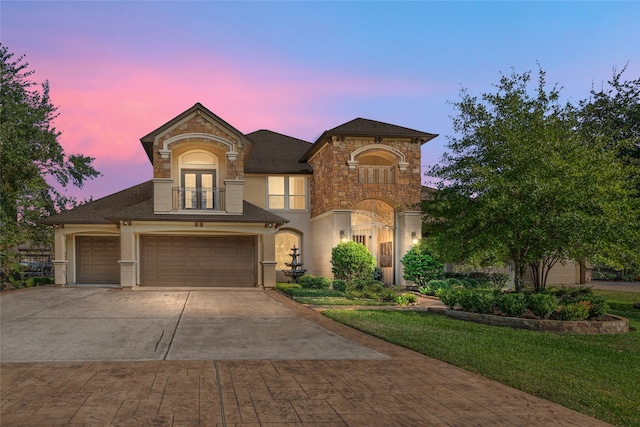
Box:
<box><xmin>140</xmin><ymin>236</ymin><xmax>256</xmax><ymax>287</ymax></box>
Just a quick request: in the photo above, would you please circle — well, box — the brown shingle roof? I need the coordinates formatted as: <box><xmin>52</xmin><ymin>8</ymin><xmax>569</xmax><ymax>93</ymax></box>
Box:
<box><xmin>41</xmin><ymin>181</ymin><xmax>154</xmax><ymax>225</ymax></box>
<box><xmin>300</xmin><ymin>118</ymin><xmax>438</xmax><ymax>161</ymax></box>
<box><xmin>245</xmin><ymin>130</ymin><xmax>313</xmax><ymax>174</ymax></box>
<box><xmin>41</xmin><ymin>180</ymin><xmax>288</xmax><ymax>226</ymax></box>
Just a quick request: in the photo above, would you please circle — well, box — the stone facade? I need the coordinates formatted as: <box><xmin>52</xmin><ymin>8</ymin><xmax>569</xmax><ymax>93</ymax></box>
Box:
<box><xmin>307</xmin><ymin>136</ymin><xmax>423</xmax><ymax>218</ymax></box>
<box><xmin>152</xmin><ymin>112</ymin><xmax>245</xmax><ymax>180</ymax></box>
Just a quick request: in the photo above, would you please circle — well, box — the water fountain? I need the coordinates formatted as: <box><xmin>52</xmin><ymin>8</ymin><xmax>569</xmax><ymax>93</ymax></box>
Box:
<box><xmin>282</xmin><ymin>245</ymin><xmax>306</xmax><ymax>283</ymax></box>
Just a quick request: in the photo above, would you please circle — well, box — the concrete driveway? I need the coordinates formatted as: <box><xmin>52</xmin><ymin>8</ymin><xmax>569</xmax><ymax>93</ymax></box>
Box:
<box><xmin>0</xmin><ymin>287</ymin><xmax>386</xmax><ymax>362</ymax></box>
<box><xmin>0</xmin><ymin>286</ymin><xmax>611</xmax><ymax>426</ymax></box>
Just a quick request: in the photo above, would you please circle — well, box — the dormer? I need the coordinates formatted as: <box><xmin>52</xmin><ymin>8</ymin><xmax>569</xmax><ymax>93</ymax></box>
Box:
<box><xmin>139</xmin><ymin>103</ymin><xmax>252</xmax><ymax>215</ymax></box>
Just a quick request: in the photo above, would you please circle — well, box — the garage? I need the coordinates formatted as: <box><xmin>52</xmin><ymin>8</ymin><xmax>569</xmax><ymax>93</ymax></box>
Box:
<box><xmin>140</xmin><ymin>236</ymin><xmax>257</xmax><ymax>287</ymax></box>
<box><xmin>76</xmin><ymin>236</ymin><xmax>121</xmax><ymax>284</ymax></box>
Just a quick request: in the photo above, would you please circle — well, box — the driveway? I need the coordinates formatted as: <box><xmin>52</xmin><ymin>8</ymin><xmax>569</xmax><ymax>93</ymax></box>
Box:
<box><xmin>0</xmin><ymin>287</ymin><xmax>611</xmax><ymax>426</ymax></box>
<box><xmin>0</xmin><ymin>287</ymin><xmax>386</xmax><ymax>362</ymax></box>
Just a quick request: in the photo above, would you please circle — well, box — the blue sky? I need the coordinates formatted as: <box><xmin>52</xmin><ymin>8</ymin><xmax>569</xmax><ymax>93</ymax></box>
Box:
<box><xmin>2</xmin><ymin>1</ymin><xmax>639</xmax><ymax>199</ymax></box>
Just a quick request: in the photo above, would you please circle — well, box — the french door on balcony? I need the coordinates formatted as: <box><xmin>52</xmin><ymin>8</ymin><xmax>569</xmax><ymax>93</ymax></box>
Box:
<box><xmin>182</xmin><ymin>170</ymin><xmax>216</xmax><ymax>210</ymax></box>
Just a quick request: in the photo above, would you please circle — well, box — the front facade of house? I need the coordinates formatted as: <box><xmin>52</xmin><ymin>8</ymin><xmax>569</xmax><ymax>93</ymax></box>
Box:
<box><xmin>43</xmin><ymin>103</ymin><xmax>437</xmax><ymax>288</ymax></box>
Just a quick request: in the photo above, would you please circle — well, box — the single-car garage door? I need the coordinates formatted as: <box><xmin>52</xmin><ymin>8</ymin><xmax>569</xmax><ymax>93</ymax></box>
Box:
<box><xmin>76</xmin><ymin>236</ymin><xmax>120</xmax><ymax>284</ymax></box>
<box><xmin>140</xmin><ymin>236</ymin><xmax>256</xmax><ymax>287</ymax></box>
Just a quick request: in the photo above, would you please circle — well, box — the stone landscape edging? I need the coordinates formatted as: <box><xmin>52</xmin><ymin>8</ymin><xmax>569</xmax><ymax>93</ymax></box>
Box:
<box><xmin>428</xmin><ymin>307</ymin><xmax>630</xmax><ymax>334</ymax></box>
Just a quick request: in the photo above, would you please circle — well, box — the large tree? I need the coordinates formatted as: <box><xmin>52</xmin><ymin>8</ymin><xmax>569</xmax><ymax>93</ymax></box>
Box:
<box><xmin>1</xmin><ymin>44</ymin><xmax>100</xmax><ymax>279</ymax></box>
<box><xmin>424</xmin><ymin>67</ymin><xmax>639</xmax><ymax>291</ymax></box>
<box><xmin>577</xmin><ymin>67</ymin><xmax>640</xmax><ymax>273</ymax></box>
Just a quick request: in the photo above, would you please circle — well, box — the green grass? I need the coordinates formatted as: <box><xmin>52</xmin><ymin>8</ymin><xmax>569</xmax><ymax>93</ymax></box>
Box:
<box><xmin>323</xmin><ymin>289</ymin><xmax>640</xmax><ymax>426</ymax></box>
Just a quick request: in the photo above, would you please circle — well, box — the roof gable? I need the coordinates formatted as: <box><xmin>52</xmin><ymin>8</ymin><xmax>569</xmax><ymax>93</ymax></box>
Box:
<box><xmin>300</xmin><ymin>117</ymin><xmax>438</xmax><ymax>161</ymax></box>
<box><xmin>139</xmin><ymin>103</ymin><xmax>251</xmax><ymax>164</ymax></box>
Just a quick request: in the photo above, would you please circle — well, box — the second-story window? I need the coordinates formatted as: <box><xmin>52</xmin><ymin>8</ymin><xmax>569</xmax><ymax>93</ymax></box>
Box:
<box><xmin>268</xmin><ymin>176</ymin><xmax>306</xmax><ymax>210</ymax></box>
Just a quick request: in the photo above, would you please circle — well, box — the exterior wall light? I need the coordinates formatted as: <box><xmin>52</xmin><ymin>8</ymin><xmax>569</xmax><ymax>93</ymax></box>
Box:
<box><xmin>411</xmin><ymin>231</ymin><xmax>419</xmax><ymax>245</ymax></box>
<box><xmin>339</xmin><ymin>230</ymin><xmax>348</xmax><ymax>243</ymax></box>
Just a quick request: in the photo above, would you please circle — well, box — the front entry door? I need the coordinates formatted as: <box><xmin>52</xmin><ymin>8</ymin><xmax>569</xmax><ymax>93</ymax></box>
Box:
<box><xmin>182</xmin><ymin>170</ymin><xmax>216</xmax><ymax>210</ymax></box>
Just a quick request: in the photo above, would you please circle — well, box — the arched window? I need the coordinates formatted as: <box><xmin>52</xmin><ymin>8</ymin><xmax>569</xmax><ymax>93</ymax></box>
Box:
<box><xmin>275</xmin><ymin>231</ymin><xmax>301</xmax><ymax>270</ymax></box>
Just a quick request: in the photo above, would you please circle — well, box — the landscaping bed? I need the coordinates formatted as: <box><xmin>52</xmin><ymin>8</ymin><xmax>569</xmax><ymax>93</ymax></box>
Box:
<box><xmin>429</xmin><ymin>307</ymin><xmax>629</xmax><ymax>333</ymax></box>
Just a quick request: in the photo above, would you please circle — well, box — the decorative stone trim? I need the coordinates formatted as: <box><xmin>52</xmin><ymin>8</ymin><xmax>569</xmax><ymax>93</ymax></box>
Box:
<box><xmin>349</xmin><ymin>144</ymin><xmax>406</xmax><ymax>165</ymax></box>
<box><xmin>429</xmin><ymin>308</ymin><xmax>630</xmax><ymax>334</ymax></box>
<box><xmin>162</xmin><ymin>132</ymin><xmax>235</xmax><ymax>153</ymax></box>
<box><xmin>158</xmin><ymin>150</ymin><xmax>171</xmax><ymax>160</ymax></box>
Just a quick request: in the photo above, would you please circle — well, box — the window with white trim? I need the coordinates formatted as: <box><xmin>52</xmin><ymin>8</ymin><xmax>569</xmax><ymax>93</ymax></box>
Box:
<box><xmin>268</xmin><ymin>176</ymin><xmax>306</xmax><ymax>210</ymax></box>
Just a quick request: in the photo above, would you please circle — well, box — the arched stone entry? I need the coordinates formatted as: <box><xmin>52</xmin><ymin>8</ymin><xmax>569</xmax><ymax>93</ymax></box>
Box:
<box><xmin>351</xmin><ymin>199</ymin><xmax>395</xmax><ymax>284</ymax></box>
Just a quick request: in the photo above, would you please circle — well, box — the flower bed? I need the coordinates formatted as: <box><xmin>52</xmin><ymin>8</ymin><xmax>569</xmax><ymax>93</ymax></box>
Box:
<box><xmin>428</xmin><ymin>307</ymin><xmax>629</xmax><ymax>334</ymax></box>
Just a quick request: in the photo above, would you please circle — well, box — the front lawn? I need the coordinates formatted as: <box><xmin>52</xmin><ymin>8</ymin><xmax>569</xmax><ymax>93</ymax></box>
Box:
<box><xmin>323</xmin><ymin>288</ymin><xmax>640</xmax><ymax>426</ymax></box>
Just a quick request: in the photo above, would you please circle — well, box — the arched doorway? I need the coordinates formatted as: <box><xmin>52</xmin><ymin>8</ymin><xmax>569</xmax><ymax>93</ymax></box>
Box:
<box><xmin>351</xmin><ymin>199</ymin><xmax>395</xmax><ymax>284</ymax></box>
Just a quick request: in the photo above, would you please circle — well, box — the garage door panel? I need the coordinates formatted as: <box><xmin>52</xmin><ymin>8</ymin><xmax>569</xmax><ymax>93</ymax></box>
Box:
<box><xmin>140</xmin><ymin>236</ymin><xmax>256</xmax><ymax>287</ymax></box>
<box><xmin>76</xmin><ymin>237</ymin><xmax>120</xmax><ymax>284</ymax></box>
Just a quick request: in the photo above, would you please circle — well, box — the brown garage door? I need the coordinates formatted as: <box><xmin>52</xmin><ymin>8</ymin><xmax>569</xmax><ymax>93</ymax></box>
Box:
<box><xmin>140</xmin><ymin>236</ymin><xmax>256</xmax><ymax>287</ymax></box>
<box><xmin>76</xmin><ymin>236</ymin><xmax>120</xmax><ymax>284</ymax></box>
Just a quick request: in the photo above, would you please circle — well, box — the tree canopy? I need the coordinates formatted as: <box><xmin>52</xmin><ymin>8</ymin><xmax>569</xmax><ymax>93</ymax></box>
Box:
<box><xmin>424</xmin><ymin>67</ymin><xmax>640</xmax><ymax>291</ymax></box>
<box><xmin>1</xmin><ymin>44</ymin><xmax>100</xmax><ymax>278</ymax></box>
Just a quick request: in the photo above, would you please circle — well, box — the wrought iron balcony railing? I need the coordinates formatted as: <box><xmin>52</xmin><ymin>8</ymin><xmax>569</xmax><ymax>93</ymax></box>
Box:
<box><xmin>172</xmin><ymin>187</ymin><xmax>225</xmax><ymax>211</ymax></box>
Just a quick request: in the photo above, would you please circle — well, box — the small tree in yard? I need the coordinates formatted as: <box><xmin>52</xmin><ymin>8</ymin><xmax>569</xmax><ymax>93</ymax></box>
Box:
<box><xmin>401</xmin><ymin>243</ymin><xmax>443</xmax><ymax>288</ymax></box>
<box><xmin>331</xmin><ymin>241</ymin><xmax>375</xmax><ymax>281</ymax></box>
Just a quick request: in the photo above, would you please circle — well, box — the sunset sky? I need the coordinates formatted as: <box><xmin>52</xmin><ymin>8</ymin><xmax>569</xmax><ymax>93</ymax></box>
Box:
<box><xmin>3</xmin><ymin>1</ymin><xmax>639</xmax><ymax>201</ymax></box>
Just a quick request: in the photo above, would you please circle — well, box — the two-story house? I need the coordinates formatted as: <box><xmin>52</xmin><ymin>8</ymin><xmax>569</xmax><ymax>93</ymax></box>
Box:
<box><xmin>42</xmin><ymin>103</ymin><xmax>437</xmax><ymax>289</ymax></box>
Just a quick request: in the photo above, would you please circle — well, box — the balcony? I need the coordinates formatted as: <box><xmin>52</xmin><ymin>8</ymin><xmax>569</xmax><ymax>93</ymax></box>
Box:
<box><xmin>358</xmin><ymin>165</ymin><xmax>395</xmax><ymax>184</ymax></box>
<box><xmin>172</xmin><ymin>187</ymin><xmax>225</xmax><ymax>211</ymax></box>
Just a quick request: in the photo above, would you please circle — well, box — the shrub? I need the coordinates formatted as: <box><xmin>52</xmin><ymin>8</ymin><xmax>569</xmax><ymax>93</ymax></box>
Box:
<box><xmin>378</xmin><ymin>288</ymin><xmax>399</xmax><ymax>302</ymax></box>
<box><xmin>395</xmin><ymin>293</ymin><xmax>417</xmax><ymax>306</ymax></box>
<box><xmin>331</xmin><ymin>279</ymin><xmax>347</xmax><ymax>293</ymax></box>
<box><xmin>437</xmin><ymin>287</ymin><xmax>460</xmax><ymax>309</ymax></box>
<box><xmin>574</xmin><ymin>294</ymin><xmax>609</xmax><ymax>318</ymax></box>
<box><xmin>461</xmin><ymin>278</ymin><xmax>480</xmax><ymax>288</ymax></box>
<box><xmin>289</xmin><ymin>289</ymin><xmax>345</xmax><ymax>298</ymax></box>
<box><xmin>275</xmin><ymin>282</ymin><xmax>301</xmax><ymax>296</ymax></box>
<box><xmin>452</xmin><ymin>288</ymin><xmax>495</xmax><ymax>313</ymax></box>
<box><xmin>298</xmin><ymin>275</ymin><xmax>331</xmax><ymax>289</ymax></box>
<box><xmin>331</xmin><ymin>241</ymin><xmax>375</xmax><ymax>281</ymax></box>
<box><xmin>496</xmin><ymin>293</ymin><xmax>527</xmax><ymax>317</ymax></box>
<box><xmin>489</xmin><ymin>273</ymin><xmax>509</xmax><ymax>289</ymax></box>
<box><xmin>345</xmin><ymin>279</ymin><xmax>385</xmax><ymax>299</ymax></box>
<box><xmin>425</xmin><ymin>279</ymin><xmax>448</xmax><ymax>296</ymax></box>
<box><xmin>528</xmin><ymin>293</ymin><xmax>559</xmax><ymax>319</ymax></box>
<box><xmin>558</xmin><ymin>301</ymin><xmax>591</xmax><ymax>321</ymax></box>
<box><xmin>444</xmin><ymin>278</ymin><xmax>464</xmax><ymax>288</ymax></box>
<box><xmin>400</xmin><ymin>245</ymin><xmax>443</xmax><ymax>287</ymax></box>
<box><xmin>372</xmin><ymin>267</ymin><xmax>383</xmax><ymax>281</ymax></box>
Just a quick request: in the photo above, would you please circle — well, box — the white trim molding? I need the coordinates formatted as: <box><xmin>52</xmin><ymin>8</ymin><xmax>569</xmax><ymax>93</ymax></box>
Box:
<box><xmin>160</xmin><ymin>133</ymin><xmax>236</xmax><ymax>160</ymax></box>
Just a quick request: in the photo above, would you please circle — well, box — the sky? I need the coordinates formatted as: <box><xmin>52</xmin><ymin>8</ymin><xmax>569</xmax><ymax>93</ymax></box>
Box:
<box><xmin>2</xmin><ymin>1</ymin><xmax>639</xmax><ymax>201</ymax></box>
